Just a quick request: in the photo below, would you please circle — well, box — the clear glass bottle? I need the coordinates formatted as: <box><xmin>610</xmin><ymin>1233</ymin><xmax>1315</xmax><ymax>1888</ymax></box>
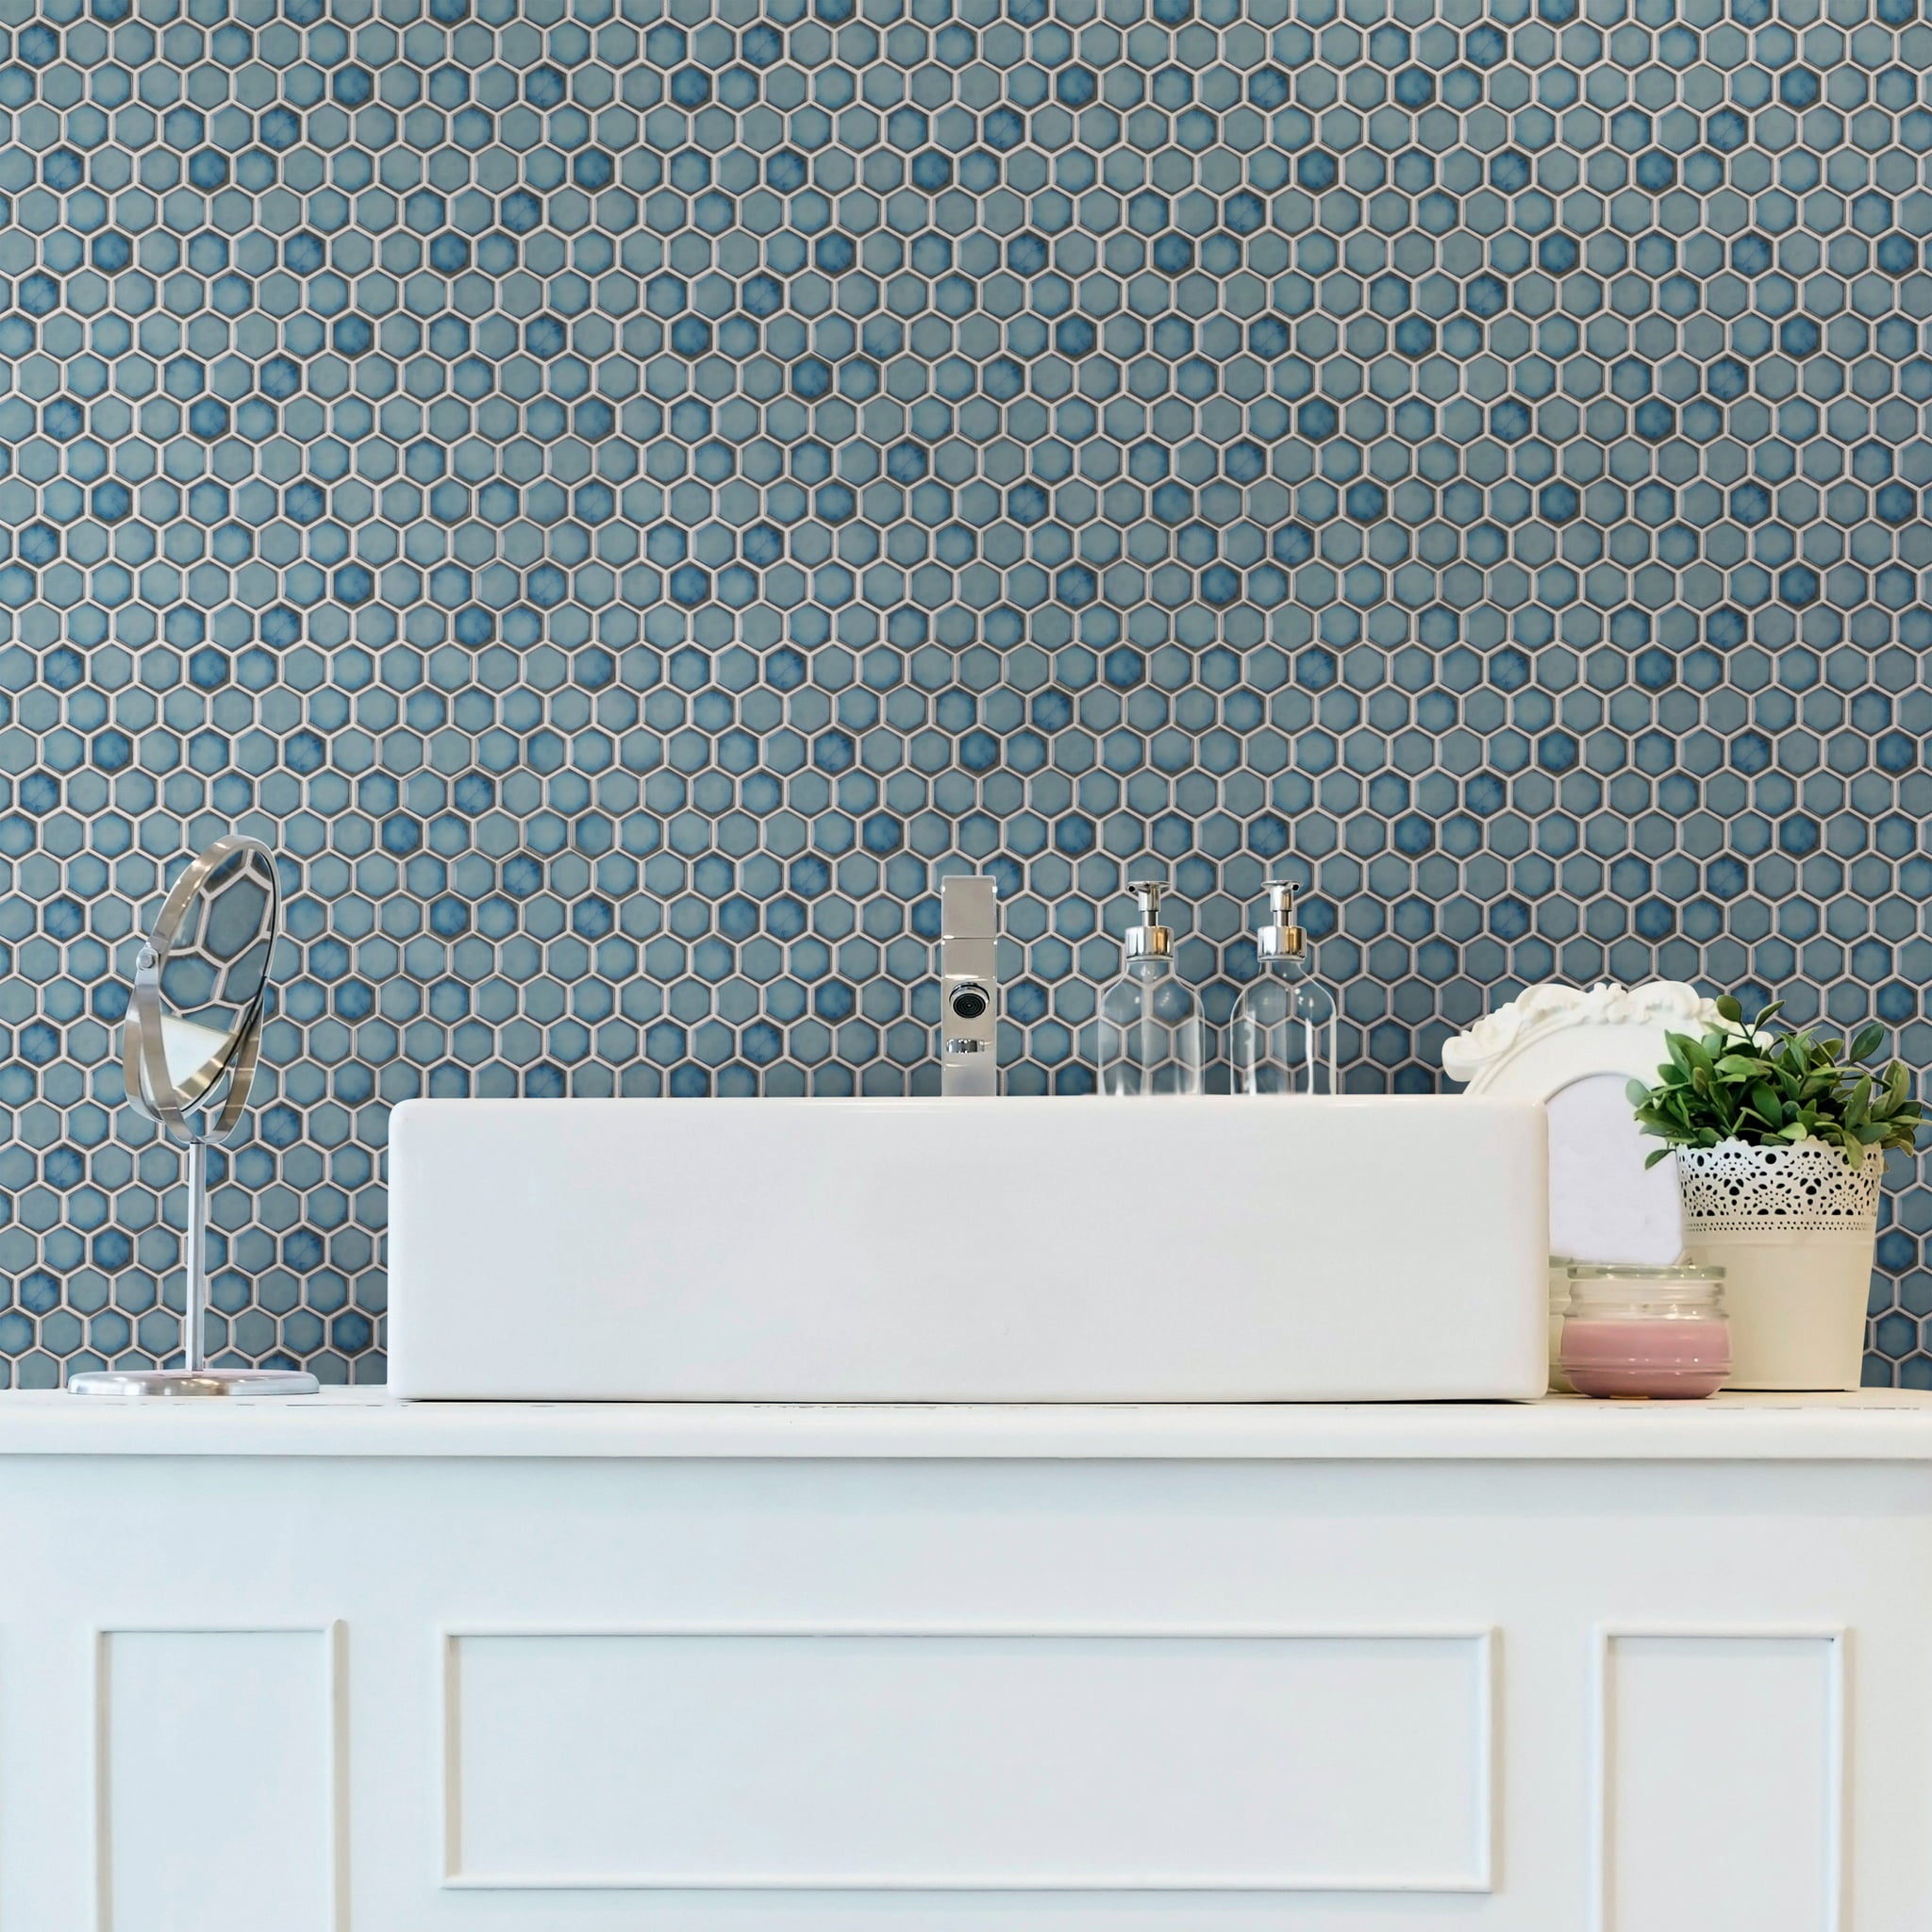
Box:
<box><xmin>1231</xmin><ymin>881</ymin><xmax>1338</xmax><ymax>1096</ymax></box>
<box><xmin>1097</xmin><ymin>880</ymin><xmax>1206</xmax><ymax>1097</ymax></box>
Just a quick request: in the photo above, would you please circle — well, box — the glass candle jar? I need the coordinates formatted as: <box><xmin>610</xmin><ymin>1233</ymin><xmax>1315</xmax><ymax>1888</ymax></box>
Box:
<box><xmin>1559</xmin><ymin>1264</ymin><xmax>1730</xmax><ymax>1400</ymax></box>
<box><xmin>1547</xmin><ymin>1261</ymin><xmax>1575</xmax><ymax>1393</ymax></box>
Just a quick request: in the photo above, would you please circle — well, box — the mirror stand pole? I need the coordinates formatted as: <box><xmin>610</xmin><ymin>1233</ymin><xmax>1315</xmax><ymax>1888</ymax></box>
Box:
<box><xmin>68</xmin><ymin>1126</ymin><xmax>320</xmax><ymax>1398</ymax></box>
<box><xmin>183</xmin><ymin>1135</ymin><xmax>209</xmax><ymax>1380</ymax></box>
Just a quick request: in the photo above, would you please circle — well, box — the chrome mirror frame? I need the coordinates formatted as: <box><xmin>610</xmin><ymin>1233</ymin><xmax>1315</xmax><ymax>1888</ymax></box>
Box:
<box><xmin>71</xmin><ymin>834</ymin><xmax>318</xmax><ymax>1398</ymax></box>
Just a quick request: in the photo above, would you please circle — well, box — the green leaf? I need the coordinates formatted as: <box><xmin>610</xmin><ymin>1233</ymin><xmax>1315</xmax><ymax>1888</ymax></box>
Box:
<box><xmin>1628</xmin><ymin>991</ymin><xmax>1914</xmax><ymax>1161</ymax></box>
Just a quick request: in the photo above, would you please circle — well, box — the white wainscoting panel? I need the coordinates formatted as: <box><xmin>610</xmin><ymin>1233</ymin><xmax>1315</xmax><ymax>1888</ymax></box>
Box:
<box><xmin>95</xmin><ymin>1625</ymin><xmax>344</xmax><ymax>1932</ymax></box>
<box><xmin>1596</xmin><ymin>1629</ymin><xmax>1844</xmax><ymax>1932</ymax></box>
<box><xmin>444</xmin><ymin>1625</ymin><xmax>1495</xmax><ymax>1892</ymax></box>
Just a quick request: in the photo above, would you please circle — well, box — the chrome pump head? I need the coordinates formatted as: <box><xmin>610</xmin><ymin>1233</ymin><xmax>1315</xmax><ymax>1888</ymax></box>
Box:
<box><xmin>1256</xmin><ymin>880</ymin><xmax>1307</xmax><ymax>962</ymax></box>
<box><xmin>1124</xmin><ymin>878</ymin><xmax>1173</xmax><ymax>960</ymax></box>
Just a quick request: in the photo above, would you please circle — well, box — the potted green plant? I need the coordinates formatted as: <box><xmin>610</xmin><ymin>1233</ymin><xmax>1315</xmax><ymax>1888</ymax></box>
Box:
<box><xmin>1628</xmin><ymin>996</ymin><xmax>1924</xmax><ymax>1391</ymax></box>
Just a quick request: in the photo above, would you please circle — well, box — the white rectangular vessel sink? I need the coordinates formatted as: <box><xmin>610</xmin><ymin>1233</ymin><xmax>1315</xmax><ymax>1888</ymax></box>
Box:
<box><xmin>387</xmin><ymin>1095</ymin><xmax>1547</xmax><ymax>1403</ymax></box>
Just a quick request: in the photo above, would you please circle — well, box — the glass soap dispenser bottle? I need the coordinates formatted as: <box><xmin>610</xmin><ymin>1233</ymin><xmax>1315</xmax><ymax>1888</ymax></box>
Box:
<box><xmin>1098</xmin><ymin>879</ymin><xmax>1206</xmax><ymax>1097</ymax></box>
<box><xmin>1232</xmin><ymin>880</ymin><xmax>1338</xmax><ymax>1096</ymax></box>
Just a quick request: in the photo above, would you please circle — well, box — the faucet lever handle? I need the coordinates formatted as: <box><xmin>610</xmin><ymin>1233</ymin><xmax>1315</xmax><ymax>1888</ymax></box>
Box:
<box><xmin>941</xmin><ymin>874</ymin><xmax>996</xmax><ymax>939</ymax></box>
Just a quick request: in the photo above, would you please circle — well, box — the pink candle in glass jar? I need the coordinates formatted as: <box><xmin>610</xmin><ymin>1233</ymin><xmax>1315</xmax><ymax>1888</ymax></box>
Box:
<box><xmin>1559</xmin><ymin>1264</ymin><xmax>1729</xmax><ymax>1400</ymax></box>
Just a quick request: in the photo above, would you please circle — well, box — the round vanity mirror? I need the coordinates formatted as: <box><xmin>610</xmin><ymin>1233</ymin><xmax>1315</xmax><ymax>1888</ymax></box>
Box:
<box><xmin>70</xmin><ymin>834</ymin><xmax>318</xmax><ymax>1398</ymax></box>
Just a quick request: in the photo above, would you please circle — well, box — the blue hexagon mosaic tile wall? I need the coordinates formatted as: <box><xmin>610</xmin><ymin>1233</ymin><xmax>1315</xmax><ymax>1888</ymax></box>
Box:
<box><xmin>1</xmin><ymin>0</ymin><xmax>1930</xmax><ymax>1387</ymax></box>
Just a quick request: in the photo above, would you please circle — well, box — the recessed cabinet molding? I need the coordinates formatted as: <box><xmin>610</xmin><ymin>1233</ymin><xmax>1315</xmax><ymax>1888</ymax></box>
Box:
<box><xmin>441</xmin><ymin>1624</ymin><xmax>1496</xmax><ymax>1892</ymax></box>
<box><xmin>1591</xmin><ymin>1627</ymin><xmax>1848</xmax><ymax>1932</ymax></box>
<box><xmin>3</xmin><ymin>1391</ymin><xmax>1931</xmax><ymax>1930</ymax></box>
<box><xmin>93</xmin><ymin>1624</ymin><xmax>347</xmax><ymax>1932</ymax></box>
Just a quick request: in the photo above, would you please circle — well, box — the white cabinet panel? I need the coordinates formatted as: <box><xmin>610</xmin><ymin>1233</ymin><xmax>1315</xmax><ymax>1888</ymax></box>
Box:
<box><xmin>0</xmin><ymin>1399</ymin><xmax>1927</xmax><ymax>1931</ymax></box>
<box><xmin>1598</xmin><ymin>1632</ymin><xmax>1842</xmax><ymax>1932</ymax></box>
<box><xmin>445</xmin><ymin>1627</ymin><xmax>1493</xmax><ymax>1891</ymax></box>
<box><xmin>98</xmin><ymin>1626</ymin><xmax>342</xmax><ymax>1932</ymax></box>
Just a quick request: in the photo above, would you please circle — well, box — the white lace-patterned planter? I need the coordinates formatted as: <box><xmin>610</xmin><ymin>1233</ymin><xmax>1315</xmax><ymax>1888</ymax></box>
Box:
<box><xmin>1676</xmin><ymin>1140</ymin><xmax>1885</xmax><ymax>1235</ymax></box>
<box><xmin>1675</xmin><ymin>1140</ymin><xmax>1883</xmax><ymax>1393</ymax></box>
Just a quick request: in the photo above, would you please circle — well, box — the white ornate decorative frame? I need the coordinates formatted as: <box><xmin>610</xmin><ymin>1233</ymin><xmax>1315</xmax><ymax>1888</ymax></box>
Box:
<box><xmin>1442</xmin><ymin>982</ymin><xmax>1724</xmax><ymax>1104</ymax></box>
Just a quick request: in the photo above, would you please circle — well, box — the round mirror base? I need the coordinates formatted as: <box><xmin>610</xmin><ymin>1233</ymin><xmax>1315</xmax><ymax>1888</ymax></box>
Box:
<box><xmin>67</xmin><ymin>1368</ymin><xmax>321</xmax><ymax>1399</ymax></box>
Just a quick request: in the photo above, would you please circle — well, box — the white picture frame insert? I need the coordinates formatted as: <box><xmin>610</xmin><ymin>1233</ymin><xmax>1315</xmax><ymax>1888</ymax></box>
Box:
<box><xmin>1442</xmin><ymin>983</ymin><xmax>1722</xmax><ymax>1268</ymax></box>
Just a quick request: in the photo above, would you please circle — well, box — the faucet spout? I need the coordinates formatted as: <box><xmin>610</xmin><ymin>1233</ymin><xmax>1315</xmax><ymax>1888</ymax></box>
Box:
<box><xmin>939</xmin><ymin>875</ymin><xmax>997</xmax><ymax>1097</ymax></box>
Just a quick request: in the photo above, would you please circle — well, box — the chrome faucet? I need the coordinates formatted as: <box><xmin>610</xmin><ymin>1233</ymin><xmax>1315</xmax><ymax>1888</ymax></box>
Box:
<box><xmin>939</xmin><ymin>875</ymin><xmax>997</xmax><ymax>1096</ymax></box>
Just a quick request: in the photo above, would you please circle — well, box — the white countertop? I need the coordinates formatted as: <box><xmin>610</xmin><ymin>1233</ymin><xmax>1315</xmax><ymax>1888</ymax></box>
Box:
<box><xmin>0</xmin><ymin>1388</ymin><xmax>1930</xmax><ymax>1460</ymax></box>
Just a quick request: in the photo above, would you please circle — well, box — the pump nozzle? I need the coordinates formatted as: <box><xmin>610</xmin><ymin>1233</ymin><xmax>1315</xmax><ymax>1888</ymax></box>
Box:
<box><xmin>1256</xmin><ymin>879</ymin><xmax>1305</xmax><ymax>961</ymax></box>
<box><xmin>1124</xmin><ymin>877</ymin><xmax>1173</xmax><ymax>959</ymax></box>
